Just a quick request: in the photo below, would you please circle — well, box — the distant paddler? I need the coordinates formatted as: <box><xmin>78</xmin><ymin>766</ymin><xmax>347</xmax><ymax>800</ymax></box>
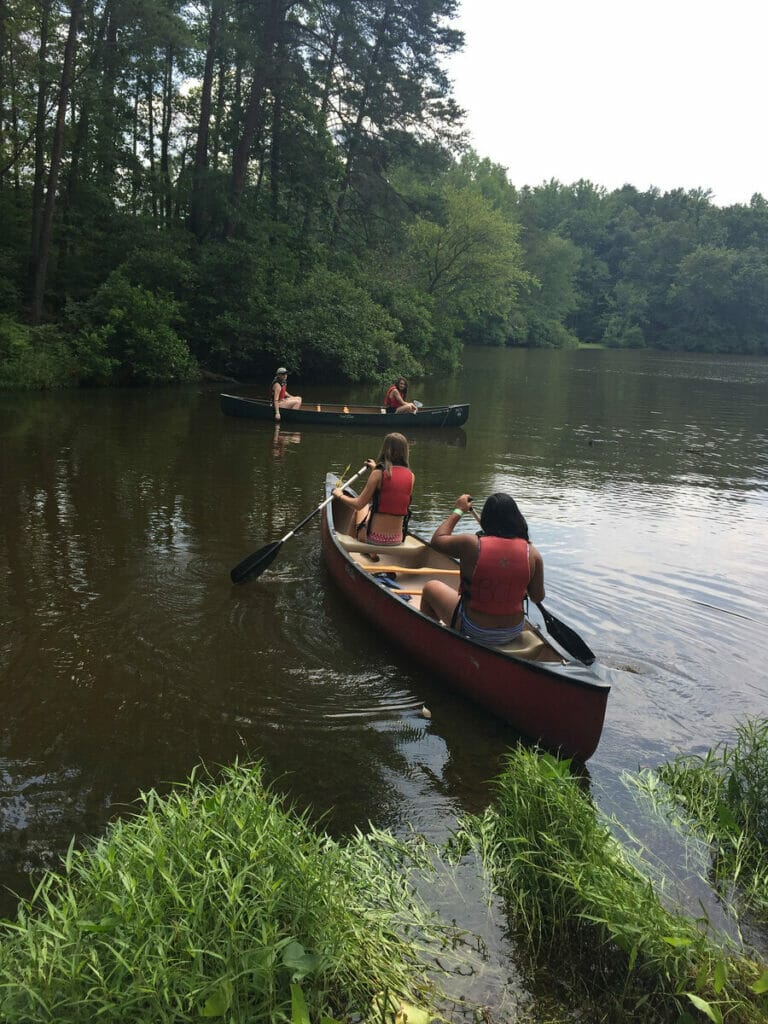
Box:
<box><xmin>384</xmin><ymin>376</ymin><xmax>419</xmax><ymax>414</ymax></box>
<box><xmin>271</xmin><ymin>366</ymin><xmax>302</xmax><ymax>422</ymax></box>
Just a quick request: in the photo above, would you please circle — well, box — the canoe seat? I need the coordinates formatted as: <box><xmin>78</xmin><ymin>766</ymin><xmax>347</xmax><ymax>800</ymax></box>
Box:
<box><xmin>498</xmin><ymin>629</ymin><xmax>547</xmax><ymax>660</ymax></box>
<box><xmin>335</xmin><ymin>533</ymin><xmax>424</xmax><ymax>557</ymax></box>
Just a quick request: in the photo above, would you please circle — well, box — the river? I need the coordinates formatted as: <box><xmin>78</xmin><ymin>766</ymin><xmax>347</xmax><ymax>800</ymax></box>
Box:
<box><xmin>1</xmin><ymin>347</ymin><xmax>767</xmax><ymax>1005</ymax></box>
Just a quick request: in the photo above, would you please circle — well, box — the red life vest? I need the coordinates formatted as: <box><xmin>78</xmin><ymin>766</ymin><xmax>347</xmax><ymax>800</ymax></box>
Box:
<box><xmin>465</xmin><ymin>536</ymin><xmax>531</xmax><ymax>616</ymax></box>
<box><xmin>384</xmin><ymin>385</ymin><xmax>403</xmax><ymax>409</ymax></box>
<box><xmin>376</xmin><ymin>466</ymin><xmax>413</xmax><ymax>516</ymax></box>
<box><xmin>271</xmin><ymin>382</ymin><xmax>287</xmax><ymax>404</ymax></box>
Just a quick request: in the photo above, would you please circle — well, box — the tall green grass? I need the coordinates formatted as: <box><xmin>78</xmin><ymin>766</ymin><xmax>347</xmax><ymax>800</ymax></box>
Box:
<box><xmin>451</xmin><ymin>748</ymin><xmax>768</xmax><ymax>1023</ymax></box>
<box><xmin>0</xmin><ymin>762</ymin><xmax>452</xmax><ymax>1023</ymax></box>
<box><xmin>631</xmin><ymin>718</ymin><xmax>768</xmax><ymax>925</ymax></box>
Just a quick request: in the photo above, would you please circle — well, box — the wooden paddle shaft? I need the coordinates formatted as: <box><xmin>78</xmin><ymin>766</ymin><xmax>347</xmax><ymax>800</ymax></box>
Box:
<box><xmin>363</xmin><ymin>565</ymin><xmax>459</xmax><ymax>575</ymax></box>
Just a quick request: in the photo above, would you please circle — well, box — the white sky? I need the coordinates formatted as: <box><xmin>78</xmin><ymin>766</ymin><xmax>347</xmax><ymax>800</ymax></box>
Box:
<box><xmin>447</xmin><ymin>0</ymin><xmax>767</xmax><ymax>207</ymax></box>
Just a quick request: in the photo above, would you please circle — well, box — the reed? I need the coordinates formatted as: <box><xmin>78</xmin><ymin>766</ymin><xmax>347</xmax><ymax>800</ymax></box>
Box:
<box><xmin>0</xmin><ymin>762</ymin><xmax>452</xmax><ymax>1023</ymax></box>
<box><xmin>451</xmin><ymin>747</ymin><xmax>768</xmax><ymax>1023</ymax></box>
<box><xmin>631</xmin><ymin>717</ymin><xmax>768</xmax><ymax>925</ymax></box>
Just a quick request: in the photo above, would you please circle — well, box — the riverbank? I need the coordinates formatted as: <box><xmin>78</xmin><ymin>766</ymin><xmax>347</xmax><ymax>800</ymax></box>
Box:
<box><xmin>2</xmin><ymin>730</ymin><xmax>766</xmax><ymax>1024</ymax></box>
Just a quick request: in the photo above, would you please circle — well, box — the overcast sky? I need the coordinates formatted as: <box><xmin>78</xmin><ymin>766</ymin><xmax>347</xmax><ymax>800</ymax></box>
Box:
<box><xmin>447</xmin><ymin>0</ymin><xmax>767</xmax><ymax>207</ymax></box>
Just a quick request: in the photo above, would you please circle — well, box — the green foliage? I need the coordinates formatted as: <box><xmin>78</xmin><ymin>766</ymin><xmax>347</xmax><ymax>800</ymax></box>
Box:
<box><xmin>452</xmin><ymin>747</ymin><xmax>768</xmax><ymax>1023</ymax></box>
<box><xmin>369</xmin><ymin>278</ymin><xmax>437</xmax><ymax>367</ymax></box>
<box><xmin>631</xmin><ymin>717</ymin><xmax>768</xmax><ymax>923</ymax></box>
<box><xmin>406</xmin><ymin>185</ymin><xmax>525</xmax><ymax>321</ymax></box>
<box><xmin>0</xmin><ymin>259</ymin><xmax>22</xmax><ymax>315</ymax></box>
<box><xmin>509</xmin><ymin>231</ymin><xmax>581</xmax><ymax>348</ymax></box>
<box><xmin>602</xmin><ymin>319</ymin><xmax>646</xmax><ymax>349</ymax></box>
<box><xmin>602</xmin><ymin>280</ymin><xmax>649</xmax><ymax>348</ymax></box>
<box><xmin>4</xmin><ymin>0</ymin><xmax>768</xmax><ymax>385</ymax></box>
<box><xmin>70</xmin><ymin>272</ymin><xmax>199</xmax><ymax>385</ymax></box>
<box><xmin>0</xmin><ymin>762</ymin><xmax>448</xmax><ymax>1024</ymax></box>
<box><xmin>283</xmin><ymin>267</ymin><xmax>408</xmax><ymax>382</ymax></box>
<box><xmin>662</xmin><ymin>246</ymin><xmax>768</xmax><ymax>353</ymax></box>
<box><xmin>0</xmin><ymin>317</ymin><xmax>78</xmax><ymax>389</ymax></box>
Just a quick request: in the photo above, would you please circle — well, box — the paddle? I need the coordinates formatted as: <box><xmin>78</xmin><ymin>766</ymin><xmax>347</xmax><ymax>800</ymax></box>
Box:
<box><xmin>534</xmin><ymin>602</ymin><xmax>596</xmax><ymax>666</ymax></box>
<box><xmin>468</xmin><ymin>507</ymin><xmax>596</xmax><ymax>665</ymax></box>
<box><xmin>230</xmin><ymin>464</ymin><xmax>368</xmax><ymax>584</ymax></box>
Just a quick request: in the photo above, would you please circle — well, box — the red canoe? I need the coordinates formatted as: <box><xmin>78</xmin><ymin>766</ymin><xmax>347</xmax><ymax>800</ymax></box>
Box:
<box><xmin>321</xmin><ymin>474</ymin><xmax>610</xmax><ymax>761</ymax></box>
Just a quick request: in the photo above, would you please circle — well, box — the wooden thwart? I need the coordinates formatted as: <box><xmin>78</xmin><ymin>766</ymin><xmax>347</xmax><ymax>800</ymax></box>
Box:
<box><xmin>362</xmin><ymin>565</ymin><xmax>459</xmax><ymax>575</ymax></box>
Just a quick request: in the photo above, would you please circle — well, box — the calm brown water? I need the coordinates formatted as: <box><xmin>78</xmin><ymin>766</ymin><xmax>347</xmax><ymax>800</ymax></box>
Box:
<box><xmin>2</xmin><ymin>347</ymin><xmax>768</xmax><ymax>995</ymax></box>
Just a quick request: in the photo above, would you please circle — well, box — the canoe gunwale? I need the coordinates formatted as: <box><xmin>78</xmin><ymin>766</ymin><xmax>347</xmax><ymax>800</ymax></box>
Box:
<box><xmin>220</xmin><ymin>393</ymin><xmax>469</xmax><ymax>428</ymax></box>
<box><xmin>320</xmin><ymin>474</ymin><xmax>609</xmax><ymax>760</ymax></box>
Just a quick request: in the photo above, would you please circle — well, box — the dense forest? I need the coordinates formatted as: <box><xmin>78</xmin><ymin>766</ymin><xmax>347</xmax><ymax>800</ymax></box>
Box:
<box><xmin>1</xmin><ymin>0</ymin><xmax>767</xmax><ymax>388</ymax></box>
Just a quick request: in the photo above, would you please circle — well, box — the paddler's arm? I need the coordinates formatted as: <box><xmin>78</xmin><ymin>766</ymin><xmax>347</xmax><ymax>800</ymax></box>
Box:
<box><xmin>527</xmin><ymin>543</ymin><xmax>545</xmax><ymax>603</ymax></box>
<box><xmin>333</xmin><ymin>463</ymin><xmax>379</xmax><ymax>510</ymax></box>
<box><xmin>429</xmin><ymin>493</ymin><xmax>477</xmax><ymax>558</ymax></box>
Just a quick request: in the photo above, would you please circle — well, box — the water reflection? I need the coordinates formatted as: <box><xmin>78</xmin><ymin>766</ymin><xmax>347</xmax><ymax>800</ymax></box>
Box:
<box><xmin>1</xmin><ymin>352</ymin><xmax>768</xmax><ymax>961</ymax></box>
<box><xmin>271</xmin><ymin>424</ymin><xmax>302</xmax><ymax>461</ymax></box>
<box><xmin>260</xmin><ymin>418</ymin><xmax>468</xmax><ymax>450</ymax></box>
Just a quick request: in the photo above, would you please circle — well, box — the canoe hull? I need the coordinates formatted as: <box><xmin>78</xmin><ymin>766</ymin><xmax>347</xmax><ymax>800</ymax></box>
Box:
<box><xmin>221</xmin><ymin>393</ymin><xmax>469</xmax><ymax>428</ymax></box>
<box><xmin>321</xmin><ymin>479</ymin><xmax>609</xmax><ymax>762</ymax></box>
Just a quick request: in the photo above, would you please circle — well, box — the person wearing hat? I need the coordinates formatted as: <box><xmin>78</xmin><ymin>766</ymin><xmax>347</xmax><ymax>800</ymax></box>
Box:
<box><xmin>270</xmin><ymin>367</ymin><xmax>302</xmax><ymax>422</ymax></box>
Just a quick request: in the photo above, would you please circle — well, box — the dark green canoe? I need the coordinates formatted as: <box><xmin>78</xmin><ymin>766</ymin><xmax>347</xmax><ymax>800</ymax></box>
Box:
<box><xmin>220</xmin><ymin>393</ymin><xmax>469</xmax><ymax>428</ymax></box>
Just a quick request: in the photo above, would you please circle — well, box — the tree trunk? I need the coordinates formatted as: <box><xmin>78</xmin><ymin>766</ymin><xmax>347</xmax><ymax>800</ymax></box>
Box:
<box><xmin>95</xmin><ymin>0</ymin><xmax>118</xmax><ymax>188</ymax></box>
<box><xmin>226</xmin><ymin>0</ymin><xmax>287</xmax><ymax>237</ymax></box>
<box><xmin>190</xmin><ymin>0</ymin><xmax>222</xmax><ymax>238</ymax></box>
<box><xmin>30</xmin><ymin>0</ymin><xmax>52</xmax><ymax>279</ymax></box>
<box><xmin>131</xmin><ymin>77</ymin><xmax>139</xmax><ymax>212</ymax></box>
<box><xmin>269</xmin><ymin>28</ymin><xmax>286</xmax><ymax>225</ymax></box>
<box><xmin>0</xmin><ymin>0</ymin><xmax>7</xmax><ymax>185</ymax></box>
<box><xmin>160</xmin><ymin>44</ymin><xmax>173</xmax><ymax>225</ymax></box>
<box><xmin>31</xmin><ymin>0</ymin><xmax>83</xmax><ymax>325</ymax></box>
<box><xmin>211</xmin><ymin>57</ymin><xmax>225</xmax><ymax>170</ymax></box>
<box><xmin>299</xmin><ymin>21</ymin><xmax>340</xmax><ymax>244</ymax></box>
<box><xmin>147</xmin><ymin>73</ymin><xmax>158</xmax><ymax>221</ymax></box>
<box><xmin>332</xmin><ymin>0</ymin><xmax>394</xmax><ymax>243</ymax></box>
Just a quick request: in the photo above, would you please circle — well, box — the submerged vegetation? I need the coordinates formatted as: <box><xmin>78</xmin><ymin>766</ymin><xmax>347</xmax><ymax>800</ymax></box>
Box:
<box><xmin>631</xmin><ymin>718</ymin><xmax>768</xmax><ymax>926</ymax></box>
<box><xmin>452</xmin><ymin>747</ymin><xmax>768</xmax><ymax>1024</ymax></box>
<box><xmin>1</xmin><ymin>729</ymin><xmax>767</xmax><ymax>1022</ymax></box>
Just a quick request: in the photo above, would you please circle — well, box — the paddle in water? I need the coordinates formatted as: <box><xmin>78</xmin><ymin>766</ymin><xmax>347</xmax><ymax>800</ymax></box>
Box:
<box><xmin>230</xmin><ymin>464</ymin><xmax>368</xmax><ymax>584</ymax></box>
<box><xmin>534</xmin><ymin>602</ymin><xmax>596</xmax><ymax>665</ymax></box>
<box><xmin>467</xmin><ymin>506</ymin><xmax>595</xmax><ymax>665</ymax></box>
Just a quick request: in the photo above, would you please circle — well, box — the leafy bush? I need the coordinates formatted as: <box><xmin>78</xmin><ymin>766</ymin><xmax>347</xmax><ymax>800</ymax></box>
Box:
<box><xmin>188</xmin><ymin>239</ymin><xmax>288</xmax><ymax>374</ymax></box>
<box><xmin>602</xmin><ymin>316</ymin><xmax>647</xmax><ymax>349</ymax></box>
<box><xmin>283</xmin><ymin>267</ymin><xmax>408</xmax><ymax>382</ymax></box>
<box><xmin>0</xmin><ymin>317</ymin><xmax>77</xmax><ymax>389</ymax></box>
<box><xmin>70</xmin><ymin>272</ymin><xmax>199</xmax><ymax>385</ymax></box>
<box><xmin>633</xmin><ymin>717</ymin><xmax>768</xmax><ymax>924</ymax></box>
<box><xmin>0</xmin><ymin>762</ymin><xmax>447</xmax><ymax>1024</ymax></box>
<box><xmin>453</xmin><ymin>747</ymin><xmax>768</xmax><ymax>1024</ymax></box>
<box><xmin>0</xmin><ymin>247</ymin><xmax>22</xmax><ymax>314</ymax></box>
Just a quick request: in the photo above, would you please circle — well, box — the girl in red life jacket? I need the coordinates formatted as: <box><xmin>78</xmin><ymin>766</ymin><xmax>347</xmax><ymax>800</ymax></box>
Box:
<box><xmin>270</xmin><ymin>367</ymin><xmax>302</xmax><ymax>422</ymax></box>
<box><xmin>384</xmin><ymin>376</ymin><xmax>417</xmax><ymax>414</ymax></box>
<box><xmin>332</xmin><ymin>432</ymin><xmax>414</xmax><ymax>545</ymax></box>
<box><xmin>421</xmin><ymin>493</ymin><xmax>545</xmax><ymax>647</ymax></box>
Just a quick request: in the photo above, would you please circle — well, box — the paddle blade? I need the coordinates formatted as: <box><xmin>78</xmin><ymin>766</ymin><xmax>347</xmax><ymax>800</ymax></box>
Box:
<box><xmin>537</xmin><ymin>603</ymin><xmax>596</xmax><ymax>665</ymax></box>
<box><xmin>230</xmin><ymin>541</ymin><xmax>282</xmax><ymax>584</ymax></box>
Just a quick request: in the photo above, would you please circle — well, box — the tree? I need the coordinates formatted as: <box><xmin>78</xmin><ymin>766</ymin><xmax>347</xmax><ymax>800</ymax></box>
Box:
<box><xmin>31</xmin><ymin>0</ymin><xmax>83</xmax><ymax>324</ymax></box>
<box><xmin>404</xmin><ymin>184</ymin><xmax>525</xmax><ymax>361</ymax></box>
